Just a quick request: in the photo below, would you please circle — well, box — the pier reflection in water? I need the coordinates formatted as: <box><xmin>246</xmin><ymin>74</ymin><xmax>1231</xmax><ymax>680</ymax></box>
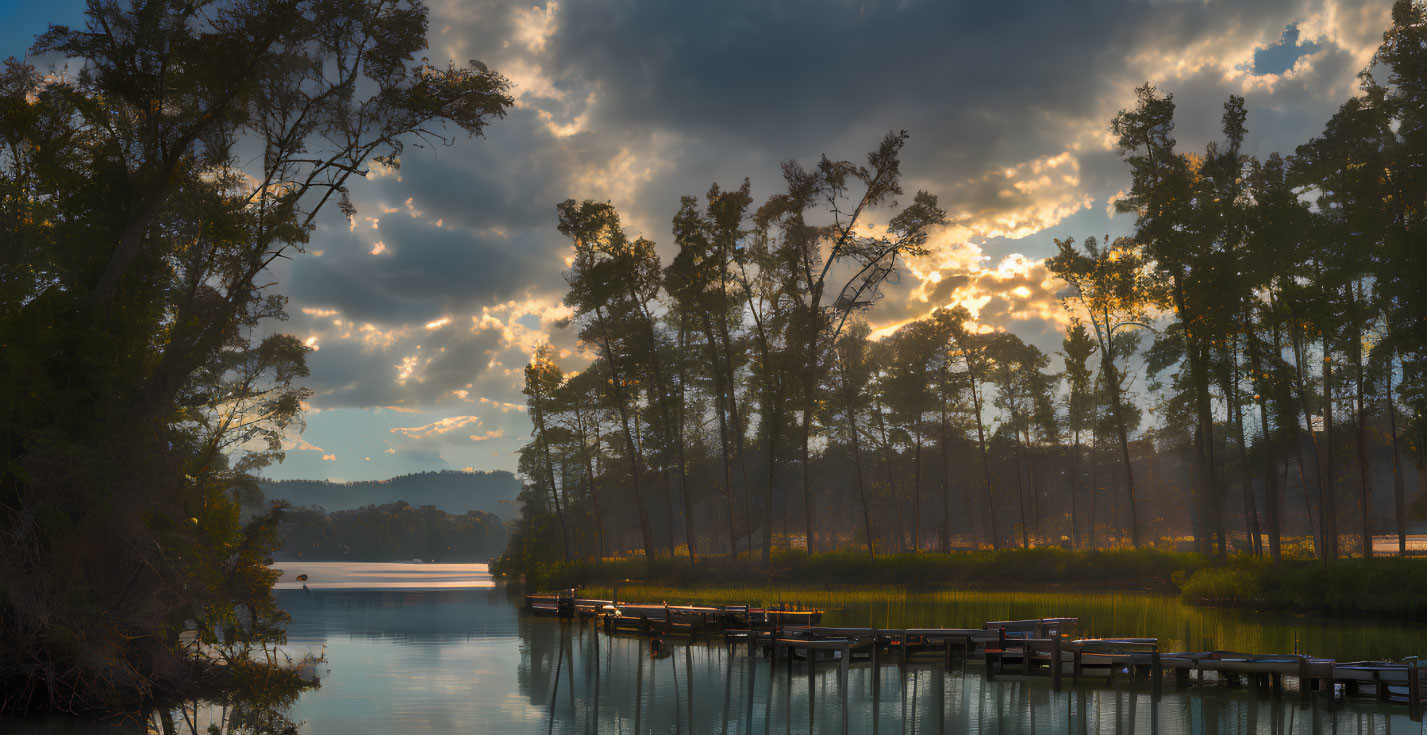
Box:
<box><xmin>525</xmin><ymin>617</ymin><xmax>1415</xmax><ymax>734</ymax></box>
<box><xmin>269</xmin><ymin>580</ymin><xmax>1421</xmax><ymax>734</ymax></box>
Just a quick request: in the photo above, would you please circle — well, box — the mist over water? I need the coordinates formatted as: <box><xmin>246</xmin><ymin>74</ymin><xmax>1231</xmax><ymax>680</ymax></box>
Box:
<box><xmin>262</xmin><ymin>564</ymin><xmax>1425</xmax><ymax>734</ymax></box>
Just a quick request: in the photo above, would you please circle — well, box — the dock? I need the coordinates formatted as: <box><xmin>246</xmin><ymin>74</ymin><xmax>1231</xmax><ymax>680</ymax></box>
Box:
<box><xmin>523</xmin><ymin>591</ymin><xmax>1426</xmax><ymax>719</ymax></box>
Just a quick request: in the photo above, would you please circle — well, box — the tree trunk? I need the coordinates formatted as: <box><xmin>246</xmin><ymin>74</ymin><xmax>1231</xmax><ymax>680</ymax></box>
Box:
<box><xmin>846</xmin><ymin>404</ymin><xmax>876</xmax><ymax>558</ymax></box>
<box><xmin>873</xmin><ymin>394</ymin><xmax>907</xmax><ymax>553</ymax></box>
<box><xmin>1386</xmin><ymin>350</ymin><xmax>1408</xmax><ymax>556</ymax></box>
<box><xmin>574</xmin><ymin>398</ymin><xmax>606</xmax><ymax>560</ymax></box>
<box><xmin>1230</xmin><ymin>338</ymin><xmax>1263</xmax><ymax>556</ymax></box>
<box><xmin>1013</xmin><ymin>432</ymin><xmax>1030</xmax><ymax>549</ymax></box>
<box><xmin>1070</xmin><ymin>427</ymin><xmax>1081</xmax><ymax>549</ymax></box>
<box><xmin>1095</xmin><ymin>321</ymin><xmax>1141</xmax><ymax>545</ymax></box>
<box><xmin>675</xmin><ymin>317</ymin><xmax>699</xmax><ymax>567</ymax></box>
<box><xmin>912</xmin><ymin>430</ymin><xmax>923</xmax><ymax>552</ymax></box>
<box><xmin>532</xmin><ymin>396</ymin><xmax>570</xmax><ymax>562</ymax></box>
<box><xmin>800</xmin><ymin>381</ymin><xmax>817</xmax><ymax>554</ymax></box>
<box><xmin>1349</xmin><ymin>285</ymin><xmax>1372</xmax><ymax>559</ymax></box>
<box><xmin>1290</xmin><ymin>325</ymin><xmax>1326</xmax><ymax>558</ymax></box>
<box><xmin>701</xmin><ymin>318</ymin><xmax>740</xmax><ymax>557</ymax></box>
<box><xmin>969</xmin><ymin>376</ymin><xmax>998</xmax><ymax>549</ymax></box>
<box><xmin>594</xmin><ymin>311</ymin><xmax>656</xmax><ymax>561</ymax></box>
<box><xmin>761</xmin><ymin>396</ymin><xmax>783</xmax><ymax>566</ymax></box>
<box><xmin>1322</xmin><ymin>340</ymin><xmax>1338</xmax><ymax>562</ymax></box>
<box><xmin>939</xmin><ymin>391</ymin><xmax>952</xmax><ymax>553</ymax></box>
<box><xmin>1251</xmin><ymin>328</ymin><xmax>1281</xmax><ymax>561</ymax></box>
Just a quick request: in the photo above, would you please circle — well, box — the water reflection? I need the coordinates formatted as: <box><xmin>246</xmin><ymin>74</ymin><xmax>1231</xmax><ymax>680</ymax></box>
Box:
<box><xmin>521</xmin><ymin>618</ymin><xmax>1415</xmax><ymax>734</ymax></box>
<box><xmin>134</xmin><ymin>581</ymin><xmax>1417</xmax><ymax>734</ymax></box>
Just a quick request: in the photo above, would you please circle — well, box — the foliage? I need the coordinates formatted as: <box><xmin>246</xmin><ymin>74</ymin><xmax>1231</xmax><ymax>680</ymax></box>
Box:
<box><xmin>506</xmin><ymin>547</ymin><xmax>1210</xmax><ymax>594</ymax></box>
<box><xmin>277</xmin><ymin>502</ymin><xmax>506</xmax><ymax>562</ymax></box>
<box><xmin>0</xmin><ymin>0</ymin><xmax>510</xmax><ymax>717</ymax></box>
<box><xmin>1179</xmin><ymin>556</ymin><xmax>1427</xmax><ymax>617</ymax></box>
<box><xmin>503</xmin><ymin>3</ymin><xmax>1427</xmax><ymax>579</ymax></box>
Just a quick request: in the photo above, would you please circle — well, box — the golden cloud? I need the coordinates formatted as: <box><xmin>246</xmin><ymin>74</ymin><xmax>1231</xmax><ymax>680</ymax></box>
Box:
<box><xmin>390</xmin><ymin>415</ymin><xmax>483</xmax><ymax>439</ymax></box>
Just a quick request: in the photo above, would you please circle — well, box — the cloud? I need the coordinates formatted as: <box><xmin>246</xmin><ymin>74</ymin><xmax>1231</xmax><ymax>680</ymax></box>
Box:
<box><xmin>469</xmin><ymin>429</ymin><xmax>506</xmax><ymax>442</ymax></box>
<box><xmin>250</xmin><ymin>0</ymin><xmax>1392</xmax><ymax>479</ymax></box>
<box><xmin>390</xmin><ymin>415</ymin><xmax>484</xmax><ymax>439</ymax></box>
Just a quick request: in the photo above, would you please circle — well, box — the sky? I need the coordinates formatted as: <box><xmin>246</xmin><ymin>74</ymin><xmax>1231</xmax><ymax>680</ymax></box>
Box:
<box><xmin>0</xmin><ymin>0</ymin><xmax>1394</xmax><ymax>482</ymax></box>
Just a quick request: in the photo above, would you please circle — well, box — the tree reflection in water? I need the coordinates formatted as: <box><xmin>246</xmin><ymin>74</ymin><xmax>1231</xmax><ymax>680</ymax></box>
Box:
<box><xmin>521</xmin><ymin>618</ymin><xmax>1417</xmax><ymax>734</ymax></box>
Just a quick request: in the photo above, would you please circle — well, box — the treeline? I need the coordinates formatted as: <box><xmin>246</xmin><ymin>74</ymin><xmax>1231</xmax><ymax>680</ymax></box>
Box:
<box><xmin>278</xmin><ymin>502</ymin><xmax>506</xmax><ymax>562</ymax></box>
<box><xmin>258</xmin><ymin>469</ymin><xmax>521</xmax><ymax>518</ymax></box>
<box><xmin>503</xmin><ymin>3</ymin><xmax>1427</xmax><ymax>570</ymax></box>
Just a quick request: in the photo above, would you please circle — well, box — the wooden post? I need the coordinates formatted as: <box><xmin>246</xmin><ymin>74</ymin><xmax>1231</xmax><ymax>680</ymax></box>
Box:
<box><xmin>840</xmin><ymin>643</ymin><xmax>850</xmax><ymax>735</ymax></box>
<box><xmin>945</xmin><ymin>637</ymin><xmax>954</xmax><ymax>672</ymax></box>
<box><xmin>1298</xmin><ymin>656</ymin><xmax>1311</xmax><ymax>708</ymax></box>
<box><xmin>871</xmin><ymin>628</ymin><xmax>881</xmax><ymax>691</ymax></box>
<box><xmin>1151</xmin><ymin>649</ymin><xmax>1162</xmax><ymax>701</ymax></box>
<box><xmin>1408</xmin><ymin>660</ymin><xmax>1421</xmax><ymax>722</ymax></box>
<box><xmin>1072</xmin><ymin>649</ymin><xmax>1082</xmax><ymax>683</ymax></box>
<box><xmin>1051</xmin><ymin>636</ymin><xmax>1063</xmax><ymax>692</ymax></box>
<box><xmin>900</xmin><ymin>630</ymin><xmax>908</xmax><ymax>669</ymax></box>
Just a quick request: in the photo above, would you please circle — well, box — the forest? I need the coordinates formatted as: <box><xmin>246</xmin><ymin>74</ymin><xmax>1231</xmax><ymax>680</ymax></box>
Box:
<box><xmin>277</xmin><ymin>502</ymin><xmax>506</xmax><ymax>562</ymax></box>
<box><xmin>257</xmin><ymin>469</ymin><xmax>520</xmax><ymax>518</ymax></box>
<box><xmin>501</xmin><ymin>3</ymin><xmax>1427</xmax><ymax>571</ymax></box>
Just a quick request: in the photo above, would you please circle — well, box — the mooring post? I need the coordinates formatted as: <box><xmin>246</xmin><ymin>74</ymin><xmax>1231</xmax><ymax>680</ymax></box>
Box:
<box><xmin>1072</xmin><ymin>649</ymin><xmax>1082</xmax><ymax>683</ymax></box>
<box><xmin>1051</xmin><ymin>636</ymin><xmax>1063</xmax><ymax>692</ymax></box>
<box><xmin>840</xmin><ymin>643</ymin><xmax>850</xmax><ymax>735</ymax></box>
<box><xmin>1408</xmin><ymin>659</ymin><xmax>1421</xmax><ymax>722</ymax></box>
<box><xmin>945</xmin><ymin>637</ymin><xmax>954</xmax><ymax>672</ymax></box>
<box><xmin>1150</xmin><ymin>649</ymin><xmax>1162</xmax><ymax>701</ymax></box>
<box><xmin>900</xmin><ymin>630</ymin><xmax>908</xmax><ymax>670</ymax></box>
<box><xmin>1298</xmin><ymin>656</ymin><xmax>1311</xmax><ymax>708</ymax></box>
<box><xmin>871</xmin><ymin>628</ymin><xmax>881</xmax><ymax>691</ymax></box>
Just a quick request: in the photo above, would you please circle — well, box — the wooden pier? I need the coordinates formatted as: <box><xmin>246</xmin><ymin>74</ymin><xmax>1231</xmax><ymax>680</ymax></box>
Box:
<box><xmin>523</xmin><ymin>591</ymin><xmax>1426</xmax><ymax>719</ymax></box>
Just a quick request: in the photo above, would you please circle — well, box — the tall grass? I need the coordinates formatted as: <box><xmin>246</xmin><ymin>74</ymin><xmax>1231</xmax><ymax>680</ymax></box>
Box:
<box><xmin>1177</xmin><ymin>556</ymin><xmax>1427</xmax><ymax>617</ymax></box>
<box><xmin>498</xmin><ymin>546</ymin><xmax>1427</xmax><ymax>619</ymax></box>
<box><xmin>500</xmin><ymin>547</ymin><xmax>1209</xmax><ymax>593</ymax></box>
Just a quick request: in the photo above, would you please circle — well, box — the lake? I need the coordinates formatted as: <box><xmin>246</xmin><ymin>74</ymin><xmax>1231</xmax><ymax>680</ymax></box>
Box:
<box><xmin>16</xmin><ymin>562</ymin><xmax>1427</xmax><ymax>733</ymax></box>
<box><xmin>271</xmin><ymin>562</ymin><xmax>1424</xmax><ymax>734</ymax></box>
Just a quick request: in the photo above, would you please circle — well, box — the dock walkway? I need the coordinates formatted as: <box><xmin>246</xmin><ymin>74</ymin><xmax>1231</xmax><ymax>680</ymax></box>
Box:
<box><xmin>523</xmin><ymin>590</ymin><xmax>1426</xmax><ymax>720</ymax></box>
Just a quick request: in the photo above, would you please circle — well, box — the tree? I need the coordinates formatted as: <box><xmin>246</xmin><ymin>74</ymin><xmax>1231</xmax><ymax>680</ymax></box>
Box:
<box><xmin>0</xmin><ymin>0</ymin><xmax>511</xmax><ymax>715</ymax></box>
<box><xmin>1047</xmin><ymin>236</ymin><xmax>1152</xmax><ymax>546</ymax></box>
<box><xmin>524</xmin><ymin>346</ymin><xmax>571</xmax><ymax>562</ymax></box>
<box><xmin>558</xmin><ymin>201</ymin><xmax>662</xmax><ymax>562</ymax></box>
<box><xmin>1062</xmin><ymin>321</ymin><xmax>1097</xmax><ymax>548</ymax></box>
<box><xmin>832</xmin><ymin>321</ymin><xmax>878</xmax><ymax>556</ymax></box>
<box><xmin>753</xmin><ymin>131</ymin><xmax>947</xmax><ymax>552</ymax></box>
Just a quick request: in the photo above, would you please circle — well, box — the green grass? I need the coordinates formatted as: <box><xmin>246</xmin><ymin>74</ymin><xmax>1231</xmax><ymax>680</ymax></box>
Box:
<box><xmin>497</xmin><ymin>546</ymin><xmax>1209</xmax><ymax>593</ymax></box>
<box><xmin>496</xmin><ymin>546</ymin><xmax>1427</xmax><ymax>619</ymax></box>
<box><xmin>1177</xmin><ymin>556</ymin><xmax>1427</xmax><ymax>617</ymax></box>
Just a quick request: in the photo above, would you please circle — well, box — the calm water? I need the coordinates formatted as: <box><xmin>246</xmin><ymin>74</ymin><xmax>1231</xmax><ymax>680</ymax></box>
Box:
<box><xmin>268</xmin><ymin>563</ymin><xmax>1427</xmax><ymax>734</ymax></box>
<box><xmin>16</xmin><ymin>563</ymin><xmax>1427</xmax><ymax>733</ymax></box>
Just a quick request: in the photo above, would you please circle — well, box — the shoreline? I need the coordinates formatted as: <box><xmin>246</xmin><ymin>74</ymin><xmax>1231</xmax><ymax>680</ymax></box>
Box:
<box><xmin>497</xmin><ymin>547</ymin><xmax>1427</xmax><ymax>620</ymax></box>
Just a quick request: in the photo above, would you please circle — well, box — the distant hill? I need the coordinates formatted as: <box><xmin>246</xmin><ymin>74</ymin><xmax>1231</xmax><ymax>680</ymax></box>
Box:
<box><xmin>257</xmin><ymin>470</ymin><xmax>521</xmax><ymax>519</ymax></box>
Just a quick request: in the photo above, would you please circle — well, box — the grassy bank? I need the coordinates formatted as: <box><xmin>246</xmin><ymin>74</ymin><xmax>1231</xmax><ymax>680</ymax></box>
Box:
<box><xmin>1177</xmin><ymin>556</ymin><xmax>1427</xmax><ymax>617</ymax></box>
<box><xmin>495</xmin><ymin>547</ymin><xmax>1209</xmax><ymax>593</ymax></box>
<box><xmin>496</xmin><ymin>547</ymin><xmax>1427</xmax><ymax>618</ymax></box>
